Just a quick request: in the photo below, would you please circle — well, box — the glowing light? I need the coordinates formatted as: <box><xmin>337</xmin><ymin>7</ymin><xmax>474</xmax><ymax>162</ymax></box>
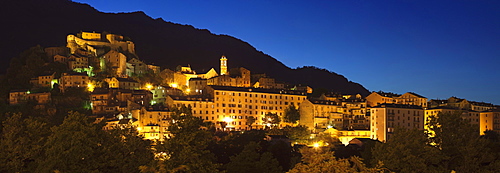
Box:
<box><xmin>50</xmin><ymin>79</ymin><xmax>58</xmax><ymax>88</ymax></box>
<box><xmin>26</xmin><ymin>91</ymin><xmax>31</xmax><ymax>94</ymax></box>
<box><xmin>185</xmin><ymin>88</ymin><xmax>191</xmax><ymax>93</ymax></box>
<box><xmin>170</xmin><ymin>83</ymin><xmax>178</xmax><ymax>88</ymax></box>
<box><xmin>313</xmin><ymin>143</ymin><xmax>320</xmax><ymax>148</ymax></box>
<box><xmin>145</xmin><ymin>83</ymin><xmax>153</xmax><ymax>90</ymax></box>
<box><xmin>87</xmin><ymin>83</ymin><xmax>95</xmax><ymax>92</ymax></box>
<box><xmin>223</xmin><ymin>117</ymin><xmax>233</xmax><ymax>123</ymax></box>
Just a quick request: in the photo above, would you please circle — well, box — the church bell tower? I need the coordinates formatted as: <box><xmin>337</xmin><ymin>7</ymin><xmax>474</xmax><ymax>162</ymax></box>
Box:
<box><xmin>220</xmin><ymin>55</ymin><xmax>227</xmax><ymax>75</ymax></box>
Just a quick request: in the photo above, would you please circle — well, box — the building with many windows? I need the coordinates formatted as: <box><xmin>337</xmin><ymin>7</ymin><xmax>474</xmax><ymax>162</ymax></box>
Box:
<box><xmin>299</xmin><ymin>99</ymin><xmax>343</xmax><ymax>132</ymax></box>
<box><xmin>131</xmin><ymin>107</ymin><xmax>172</xmax><ymax>141</ymax></box>
<box><xmin>166</xmin><ymin>85</ymin><xmax>307</xmax><ymax>130</ymax></box>
<box><xmin>105</xmin><ymin>77</ymin><xmax>140</xmax><ymax>90</ymax></box>
<box><xmin>90</xmin><ymin>88</ymin><xmax>152</xmax><ymax>116</ymax></box>
<box><xmin>59</xmin><ymin>72</ymin><xmax>90</xmax><ymax>91</ymax></box>
<box><xmin>9</xmin><ymin>90</ymin><xmax>51</xmax><ymax>105</ymax></box>
<box><xmin>480</xmin><ymin>108</ymin><xmax>500</xmax><ymax>134</ymax></box>
<box><xmin>370</xmin><ymin>104</ymin><xmax>424</xmax><ymax>142</ymax></box>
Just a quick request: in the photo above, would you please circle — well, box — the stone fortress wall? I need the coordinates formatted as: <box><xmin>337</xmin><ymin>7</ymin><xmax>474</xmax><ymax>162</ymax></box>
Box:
<box><xmin>67</xmin><ymin>32</ymin><xmax>135</xmax><ymax>55</ymax></box>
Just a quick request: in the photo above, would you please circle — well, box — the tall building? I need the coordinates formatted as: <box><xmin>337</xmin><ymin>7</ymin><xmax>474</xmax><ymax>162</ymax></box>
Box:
<box><xmin>59</xmin><ymin>72</ymin><xmax>90</xmax><ymax>91</ymax></box>
<box><xmin>370</xmin><ymin>104</ymin><xmax>424</xmax><ymax>142</ymax></box>
<box><xmin>480</xmin><ymin>108</ymin><xmax>500</xmax><ymax>135</ymax></box>
<box><xmin>425</xmin><ymin>107</ymin><xmax>485</xmax><ymax>136</ymax></box>
<box><xmin>166</xmin><ymin>86</ymin><xmax>307</xmax><ymax>131</ymax></box>
<box><xmin>220</xmin><ymin>55</ymin><xmax>227</xmax><ymax>75</ymax></box>
<box><xmin>299</xmin><ymin>99</ymin><xmax>343</xmax><ymax>132</ymax></box>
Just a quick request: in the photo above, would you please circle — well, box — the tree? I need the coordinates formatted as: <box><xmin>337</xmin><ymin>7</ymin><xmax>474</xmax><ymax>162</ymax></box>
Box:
<box><xmin>427</xmin><ymin>111</ymin><xmax>499</xmax><ymax>172</ymax></box>
<box><xmin>37</xmin><ymin>111</ymin><xmax>154</xmax><ymax>172</ymax></box>
<box><xmin>282</xmin><ymin>125</ymin><xmax>310</xmax><ymax>144</ymax></box>
<box><xmin>371</xmin><ymin>127</ymin><xmax>446</xmax><ymax>172</ymax></box>
<box><xmin>289</xmin><ymin>147</ymin><xmax>384</xmax><ymax>173</ymax></box>
<box><xmin>284</xmin><ymin>105</ymin><xmax>300</xmax><ymax>124</ymax></box>
<box><xmin>0</xmin><ymin>113</ymin><xmax>50</xmax><ymax>172</ymax></box>
<box><xmin>156</xmin><ymin>104</ymin><xmax>219</xmax><ymax>172</ymax></box>
<box><xmin>246</xmin><ymin>116</ymin><xmax>256</xmax><ymax>129</ymax></box>
<box><xmin>264</xmin><ymin>112</ymin><xmax>280</xmax><ymax>128</ymax></box>
<box><xmin>107</xmin><ymin>127</ymin><xmax>155</xmax><ymax>172</ymax></box>
<box><xmin>219</xmin><ymin>121</ymin><xmax>228</xmax><ymax>131</ymax></box>
<box><xmin>226</xmin><ymin>142</ymin><xmax>282</xmax><ymax>173</ymax></box>
<box><xmin>210</xmin><ymin>130</ymin><xmax>268</xmax><ymax>166</ymax></box>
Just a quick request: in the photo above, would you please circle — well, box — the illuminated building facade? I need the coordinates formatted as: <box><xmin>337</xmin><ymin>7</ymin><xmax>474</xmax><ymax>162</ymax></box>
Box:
<box><xmin>425</xmin><ymin>108</ymin><xmax>481</xmax><ymax>136</ymax></box>
<box><xmin>220</xmin><ymin>55</ymin><xmax>227</xmax><ymax>75</ymax></box>
<box><xmin>131</xmin><ymin>107</ymin><xmax>172</xmax><ymax>140</ymax></box>
<box><xmin>67</xmin><ymin>32</ymin><xmax>135</xmax><ymax>55</ymax></box>
<box><xmin>480</xmin><ymin>109</ymin><xmax>500</xmax><ymax>134</ymax></box>
<box><xmin>430</xmin><ymin>97</ymin><xmax>496</xmax><ymax>112</ymax></box>
<box><xmin>299</xmin><ymin>99</ymin><xmax>343</xmax><ymax>132</ymax></box>
<box><xmin>126</xmin><ymin>58</ymin><xmax>148</xmax><ymax>76</ymax></box>
<box><xmin>90</xmin><ymin>88</ymin><xmax>152</xmax><ymax>116</ymax></box>
<box><xmin>30</xmin><ymin>72</ymin><xmax>56</xmax><ymax>88</ymax></box>
<box><xmin>68</xmin><ymin>55</ymin><xmax>89</xmax><ymax>71</ymax></box>
<box><xmin>9</xmin><ymin>90</ymin><xmax>51</xmax><ymax>105</ymax></box>
<box><xmin>366</xmin><ymin>91</ymin><xmax>427</xmax><ymax>108</ymax></box>
<box><xmin>102</xmin><ymin>50</ymin><xmax>127</xmax><ymax>77</ymax></box>
<box><xmin>59</xmin><ymin>72</ymin><xmax>90</xmax><ymax>91</ymax></box>
<box><xmin>370</xmin><ymin>104</ymin><xmax>424</xmax><ymax>142</ymax></box>
<box><xmin>105</xmin><ymin>77</ymin><xmax>140</xmax><ymax>90</ymax></box>
<box><xmin>166</xmin><ymin>86</ymin><xmax>307</xmax><ymax>130</ymax></box>
<box><xmin>299</xmin><ymin>95</ymin><xmax>369</xmax><ymax>132</ymax></box>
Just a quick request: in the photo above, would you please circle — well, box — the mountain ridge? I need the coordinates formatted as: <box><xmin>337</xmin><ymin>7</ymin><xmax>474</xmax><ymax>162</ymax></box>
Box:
<box><xmin>0</xmin><ymin>0</ymin><xmax>369</xmax><ymax>95</ymax></box>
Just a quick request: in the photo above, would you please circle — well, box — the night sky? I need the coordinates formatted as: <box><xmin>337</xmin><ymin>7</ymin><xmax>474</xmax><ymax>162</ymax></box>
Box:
<box><xmin>73</xmin><ymin>0</ymin><xmax>500</xmax><ymax>105</ymax></box>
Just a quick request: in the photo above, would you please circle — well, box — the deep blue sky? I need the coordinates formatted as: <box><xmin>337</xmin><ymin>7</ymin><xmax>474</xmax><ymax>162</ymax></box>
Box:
<box><xmin>73</xmin><ymin>0</ymin><xmax>500</xmax><ymax>105</ymax></box>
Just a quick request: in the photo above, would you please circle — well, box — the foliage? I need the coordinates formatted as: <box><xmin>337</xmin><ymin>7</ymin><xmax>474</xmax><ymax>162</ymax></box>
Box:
<box><xmin>155</xmin><ymin>104</ymin><xmax>219</xmax><ymax>172</ymax></box>
<box><xmin>264</xmin><ymin>112</ymin><xmax>280</xmax><ymax>128</ymax></box>
<box><xmin>246</xmin><ymin>116</ymin><xmax>256</xmax><ymax>129</ymax></box>
<box><xmin>284</xmin><ymin>105</ymin><xmax>300</xmax><ymax>124</ymax></box>
<box><xmin>210</xmin><ymin>130</ymin><xmax>268</xmax><ymax>166</ymax></box>
<box><xmin>6</xmin><ymin>46</ymin><xmax>48</xmax><ymax>88</ymax></box>
<box><xmin>37</xmin><ymin>111</ymin><xmax>153</xmax><ymax>172</ymax></box>
<box><xmin>289</xmin><ymin>147</ymin><xmax>384</xmax><ymax>173</ymax></box>
<box><xmin>0</xmin><ymin>46</ymin><xmax>49</xmax><ymax>104</ymax></box>
<box><xmin>315</xmin><ymin>132</ymin><xmax>343</xmax><ymax>149</ymax></box>
<box><xmin>0</xmin><ymin>113</ymin><xmax>50</xmax><ymax>172</ymax></box>
<box><xmin>226</xmin><ymin>142</ymin><xmax>282</xmax><ymax>173</ymax></box>
<box><xmin>131</xmin><ymin>69</ymin><xmax>162</xmax><ymax>86</ymax></box>
<box><xmin>268</xmin><ymin>125</ymin><xmax>310</xmax><ymax>144</ymax></box>
<box><xmin>372</xmin><ymin>127</ymin><xmax>446</xmax><ymax>172</ymax></box>
<box><xmin>426</xmin><ymin>111</ymin><xmax>499</xmax><ymax>172</ymax></box>
<box><xmin>372</xmin><ymin>111</ymin><xmax>500</xmax><ymax>172</ymax></box>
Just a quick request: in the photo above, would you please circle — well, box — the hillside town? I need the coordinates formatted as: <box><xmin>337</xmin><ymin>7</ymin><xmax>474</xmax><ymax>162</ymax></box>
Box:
<box><xmin>8</xmin><ymin>31</ymin><xmax>500</xmax><ymax>145</ymax></box>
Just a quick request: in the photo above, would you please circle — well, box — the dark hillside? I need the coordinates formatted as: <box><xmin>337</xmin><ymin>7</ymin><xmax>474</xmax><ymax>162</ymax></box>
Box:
<box><xmin>0</xmin><ymin>0</ymin><xmax>369</xmax><ymax>95</ymax></box>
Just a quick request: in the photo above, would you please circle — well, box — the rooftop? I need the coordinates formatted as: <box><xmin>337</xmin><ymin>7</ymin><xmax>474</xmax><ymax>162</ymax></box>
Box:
<box><xmin>209</xmin><ymin>85</ymin><xmax>306</xmax><ymax>95</ymax></box>
<box><xmin>169</xmin><ymin>95</ymin><xmax>214</xmax><ymax>102</ymax></box>
<box><xmin>407</xmin><ymin>92</ymin><xmax>426</xmax><ymax>98</ymax></box>
<box><xmin>375</xmin><ymin>103</ymin><xmax>423</xmax><ymax>109</ymax></box>
<box><xmin>116</xmin><ymin>77</ymin><xmax>139</xmax><ymax>83</ymax></box>
<box><xmin>375</xmin><ymin>91</ymin><xmax>401</xmax><ymax>98</ymax></box>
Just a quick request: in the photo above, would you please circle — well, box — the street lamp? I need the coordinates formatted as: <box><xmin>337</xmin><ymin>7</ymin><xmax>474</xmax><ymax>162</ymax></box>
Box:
<box><xmin>87</xmin><ymin>83</ymin><xmax>95</xmax><ymax>92</ymax></box>
<box><xmin>145</xmin><ymin>83</ymin><xmax>153</xmax><ymax>90</ymax></box>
